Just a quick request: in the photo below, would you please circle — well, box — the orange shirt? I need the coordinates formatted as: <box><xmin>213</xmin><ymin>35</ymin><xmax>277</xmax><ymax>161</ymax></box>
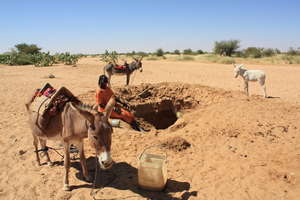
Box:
<box><xmin>96</xmin><ymin>87</ymin><xmax>114</xmax><ymax>107</ymax></box>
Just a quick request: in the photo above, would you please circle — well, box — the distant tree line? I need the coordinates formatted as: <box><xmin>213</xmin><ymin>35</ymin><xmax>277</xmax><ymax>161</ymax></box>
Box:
<box><xmin>0</xmin><ymin>43</ymin><xmax>82</xmax><ymax>66</ymax></box>
<box><xmin>213</xmin><ymin>39</ymin><xmax>300</xmax><ymax>58</ymax></box>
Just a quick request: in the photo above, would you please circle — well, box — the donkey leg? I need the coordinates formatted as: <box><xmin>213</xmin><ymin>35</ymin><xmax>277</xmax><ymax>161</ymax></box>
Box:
<box><xmin>244</xmin><ymin>81</ymin><xmax>249</xmax><ymax>96</ymax></box>
<box><xmin>261</xmin><ymin>84</ymin><xmax>267</xmax><ymax>98</ymax></box>
<box><xmin>33</xmin><ymin>135</ymin><xmax>41</xmax><ymax>166</ymax></box>
<box><xmin>259</xmin><ymin>79</ymin><xmax>267</xmax><ymax>98</ymax></box>
<box><xmin>39</xmin><ymin>138</ymin><xmax>53</xmax><ymax>166</ymax></box>
<box><xmin>63</xmin><ymin>142</ymin><xmax>71</xmax><ymax>191</ymax></box>
<box><xmin>126</xmin><ymin>74</ymin><xmax>130</xmax><ymax>85</ymax></box>
<box><xmin>78</xmin><ymin>141</ymin><xmax>91</xmax><ymax>182</ymax></box>
<box><xmin>108</xmin><ymin>73</ymin><xmax>112</xmax><ymax>87</ymax></box>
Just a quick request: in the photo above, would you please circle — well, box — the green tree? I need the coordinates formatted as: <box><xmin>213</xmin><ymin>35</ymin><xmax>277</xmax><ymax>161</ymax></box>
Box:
<box><xmin>183</xmin><ymin>48</ymin><xmax>194</xmax><ymax>55</ymax></box>
<box><xmin>214</xmin><ymin>40</ymin><xmax>240</xmax><ymax>57</ymax></box>
<box><xmin>15</xmin><ymin>43</ymin><xmax>41</xmax><ymax>54</ymax></box>
<box><xmin>174</xmin><ymin>49</ymin><xmax>181</xmax><ymax>55</ymax></box>
<box><xmin>244</xmin><ymin>47</ymin><xmax>263</xmax><ymax>58</ymax></box>
<box><xmin>197</xmin><ymin>49</ymin><xmax>204</xmax><ymax>54</ymax></box>
<box><xmin>155</xmin><ymin>48</ymin><xmax>164</xmax><ymax>57</ymax></box>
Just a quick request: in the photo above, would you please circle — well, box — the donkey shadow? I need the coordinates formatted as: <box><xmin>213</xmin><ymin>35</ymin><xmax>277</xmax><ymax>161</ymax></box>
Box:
<box><xmin>71</xmin><ymin>157</ymin><xmax>196</xmax><ymax>200</ymax></box>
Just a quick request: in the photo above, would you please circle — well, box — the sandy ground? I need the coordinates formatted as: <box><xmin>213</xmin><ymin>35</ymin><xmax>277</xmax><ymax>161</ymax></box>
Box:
<box><xmin>0</xmin><ymin>57</ymin><xmax>300</xmax><ymax>200</ymax></box>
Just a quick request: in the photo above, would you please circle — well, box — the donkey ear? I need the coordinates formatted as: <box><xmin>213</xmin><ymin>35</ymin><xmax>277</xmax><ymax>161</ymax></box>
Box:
<box><xmin>103</xmin><ymin>96</ymin><xmax>116</xmax><ymax>119</ymax></box>
<box><xmin>70</xmin><ymin>103</ymin><xmax>95</xmax><ymax>125</ymax></box>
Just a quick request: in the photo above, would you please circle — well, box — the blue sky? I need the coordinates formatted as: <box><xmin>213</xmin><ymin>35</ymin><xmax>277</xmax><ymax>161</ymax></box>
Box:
<box><xmin>0</xmin><ymin>0</ymin><xmax>299</xmax><ymax>54</ymax></box>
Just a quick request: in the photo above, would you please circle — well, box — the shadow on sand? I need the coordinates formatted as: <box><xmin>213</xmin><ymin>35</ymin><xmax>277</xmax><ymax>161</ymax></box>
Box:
<box><xmin>69</xmin><ymin>157</ymin><xmax>196</xmax><ymax>200</ymax></box>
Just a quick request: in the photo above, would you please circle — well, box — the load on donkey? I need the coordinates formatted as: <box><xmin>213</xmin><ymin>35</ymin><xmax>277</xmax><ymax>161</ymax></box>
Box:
<box><xmin>25</xmin><ymin>83</ymin><xmax>115</xmax><ymax>191</ymax></box>
<box><xmin>101</xmin><ymin>51</ymin><xmax>144</xmax><ymax>86</ymax></box>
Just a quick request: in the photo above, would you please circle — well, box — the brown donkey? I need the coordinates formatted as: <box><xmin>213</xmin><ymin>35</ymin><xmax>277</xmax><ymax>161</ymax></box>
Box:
<box><xmin>25</xmin><ymin>92</ymin><xmax>115</xmax><ymax>191</ymax></box>
<box><xmin>103</xmin><ymin>57</ymin><xmax>143</xmax><ymax>86</ymax></box>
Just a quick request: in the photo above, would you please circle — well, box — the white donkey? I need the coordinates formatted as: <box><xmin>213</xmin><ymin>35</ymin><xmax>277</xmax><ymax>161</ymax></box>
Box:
<box><xmin>233</xmin><ymin>64</ymin><xmax>267</xmax><ymax>98</ymax></box>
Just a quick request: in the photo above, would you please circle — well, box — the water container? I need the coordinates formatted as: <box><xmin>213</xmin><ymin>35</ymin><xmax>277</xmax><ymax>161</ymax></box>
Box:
<box><xmin>138</xmin><ymin>147</ymin><xmax>168</xmax><ymax>191</ymax></box>
<box><xmin>110</xmin><ymin>119</ymin><xmax>120</xmax><ymax>127</ymax></box>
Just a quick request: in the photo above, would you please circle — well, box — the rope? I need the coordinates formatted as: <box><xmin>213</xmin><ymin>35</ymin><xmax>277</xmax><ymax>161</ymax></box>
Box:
<box><xmin>34</xmin><ymin>145</ymin><xmax>79</xmax><ymax>160</ymax></box>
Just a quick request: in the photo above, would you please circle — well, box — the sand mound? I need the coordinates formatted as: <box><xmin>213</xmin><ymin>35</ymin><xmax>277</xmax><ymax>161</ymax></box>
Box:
<box><xmin>160</xmin><ymin>136</ymin><xmax>191</xmax><ymax>152</ymax></box>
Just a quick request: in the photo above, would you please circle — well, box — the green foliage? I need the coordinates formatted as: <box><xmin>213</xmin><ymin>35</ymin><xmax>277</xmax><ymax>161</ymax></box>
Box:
<box><xmin>34</xmin><ymin>52</ymin><xmax>55</xmax><ymax>67</ymax></box>
<box><xmin>100</xmin><ymin>50</ymin><xmax>119</xmax><ymax>64</ymax></box>
<box><xmin>234</xmin><ymin>51</ymin><xmax>245</xmax><ymax>57</ymax></box>
<box><xmin>0</xmin><ymin>54</ymin><xmax>10</xmax><ymax>64</ymax></box>
<box><xmin>196</xmin><ymin>49</ymin><xmax>204</xmax><ymax>54</ymax></box>
<box><xmin>287</xmin><ymin>47</ymin><xmax>300</xmax><ymax>56</ymax></box>
<box><xmin>282</xmin><ymin>55</ymin><xmax>300</xmax><ymax>64</ymax></box>
<box><xmin>15</xmin><ymin>43</ymin><xmax>41</xmax><ymax>54</ymax></box>
<box><xmin>155</xmin><ymin>48</ymin><xmax>164</xmax><ymax>57</ymax></box>
<box><xmin>183</xmin><ymin>48</ymin><xmax>194</xmax><ymax>55</ymax></box>
<box><xmin>244</xmin><ymin>47</ymin><xmax>263</xmax><ymax>58</ymax></box>
<box><xmin>262</xmin><ymin>48</ymin><xmax>276</xmax><ymax>57</ymax></box>
<box><xmin>173</xmin><ymin>49</ymin><xmax>181</xmax><ymax>55</ymax></box>
<box><xmin>214</xmin><ymin>40</ymin><xmax>240</xmax><ymax>57</ymax></box>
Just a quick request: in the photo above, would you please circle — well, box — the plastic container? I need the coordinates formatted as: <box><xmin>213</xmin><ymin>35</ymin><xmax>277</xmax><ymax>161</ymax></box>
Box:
<box><xmin>138</xmin><ymin>148</ymin><xmax>168</xmax><ymax>191</ymax></box>
<box><xmin>110</xmin><ymin>119</ymin><xmax>120</xmax><ymax>127</ymax></box>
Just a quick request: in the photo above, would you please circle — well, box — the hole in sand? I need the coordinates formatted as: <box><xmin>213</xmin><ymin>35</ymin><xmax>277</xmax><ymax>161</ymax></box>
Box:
<box><xmin>134</xmin><ymin>99</ymin><xmax>178</xmax><ymax>129</ymax></box>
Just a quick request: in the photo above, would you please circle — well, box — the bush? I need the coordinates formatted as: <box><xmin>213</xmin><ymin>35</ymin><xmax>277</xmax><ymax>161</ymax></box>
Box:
<box><xmin>183</xmin><ymin>48</ymin><xmax>194</xmax><ymax>55</ymax></box>
<box><xmin>15</xmin><ymin>43</ymin><xmax>41</xmax><ymax>55</ymax></box>
<box><xmin>282</xmin><ymin>55</ymin><xmax>300</xmax><ymax>64</ymax></box>
<box><xmin>262</xmin><ymin>48</ymin><xmax>276</xmax><ymax>57</ymax></box>
<box><xmin>244</xmin><ymin>47</ymin><xmax>262</xmax><ymax>58</ymax></box>
<box><xmin>173</xmin><ymin>49</ymin><xmax>181</xmax><ymax>55</ymax></box>
<box><xmin>234</xmin><ymin>51</ymin><xmax>245</xmax><ymax>57</ymax></box>
<box><xmin>287</xmin><ymin>47</ymin><xmax>300</xmax><ymax>56</ymax></box>
<box><xmin>214</xmin><ymin>40</ymin><xmax>240</xmax><ymax>56</ymax></box>
<box><xmin>34</xmin><ymin>52</ymin><xmax>55</xmax><ymax>67</ymax></box>
<box><xmin>155</xmin><ymin>48</ymin><xmax>164</xmax><ymax>57</ymax></box>
<box><xmin>0</xmin><ymin>54</ymin><xmax>10</xmax><ymax>64</ymax></box>
<box><xmin>196</xmin><ymin>49</ymin><xmax>204</xmax><ymax>54</ymax></box>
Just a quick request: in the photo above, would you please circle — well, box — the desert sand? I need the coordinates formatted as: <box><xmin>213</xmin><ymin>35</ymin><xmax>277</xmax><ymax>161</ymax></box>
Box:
<box><xmin>0</xmin><ymin>57</ymin><xmax>300</xmax><ymax>200</ymax></box>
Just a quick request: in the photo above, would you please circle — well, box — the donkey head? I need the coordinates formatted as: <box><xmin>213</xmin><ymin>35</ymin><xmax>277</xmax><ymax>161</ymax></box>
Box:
<box><xmin>72</xmin><ymin>103</ymin><xmax>114</xmax><ymax>170</ymax></box>
<box><xmin>133</xmin><ymin>56</ymin><xmax>144</xmax><ymax>72</ymax></box>
<box><xmin>233</xmin><ymin>64</ymin><xmax>244</xmax><ymax>78</ymax></box>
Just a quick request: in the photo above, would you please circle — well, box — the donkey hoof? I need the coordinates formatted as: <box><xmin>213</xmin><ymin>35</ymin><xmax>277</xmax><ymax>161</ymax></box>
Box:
<box><xmin>63</xmin><ymin>184</ymin><xmax>71</xmax><ymax>191</ymax></box>
<box><xmin>47</xmin><ymin>161</ymin><xmax>54</xmax><ymax>166</ymax></box>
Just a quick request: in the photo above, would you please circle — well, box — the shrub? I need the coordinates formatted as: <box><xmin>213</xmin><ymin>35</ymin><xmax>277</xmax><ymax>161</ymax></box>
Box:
<box><xmin>155</xmin><ymin>48</ymin><xmax>164</xmax><ymax>57</ymax></box>
<box><xmin>262</xmin><ymin>48</ymin><xmax>276</xmax><ymax>57</ymax></box>
<box><xmin>15</xmin><ymin>43</ymin><xmax>41</xmax><ymax>55</ymax></box>
<box><xmin>11</xmin><ymin>53</ymin><xmax>35</xmax><ymax>65</ymax></box>
<box><xmin>244</xmin><ymin>47</ymin><xmax>262</xmax><ymax>58</ymax></box>
<box><xmin>196</xmin><ymin>49</ymin><xmax>204</xmax><ymax>54</ymax></box>
<box><xmin>174</xmin><ymin>49</ymin><xmax>181</xmax><ymax>55</ymax></box>
<box><xmin>34</xmin><ymin>52</ymin><xmax>55</xmax><ymax>67</ymax></box>
<box><xmin>183</xmin><ymin>48</ymin><xmax>194</xmax><ymax>55</ymax></box>
<box><xmin>214</xmin><ymin>40</ymin><xmax>240</xmax><ymax>56</ymax></box>
<box><xmin>0</xmin><ymin>54</ymin><xmax>10</xmax><ymax>64</ymax></box>
<box><xmin>287</xmin><ymin>47</ymin><xmax>300</xmax><ymax>56</ymax></box>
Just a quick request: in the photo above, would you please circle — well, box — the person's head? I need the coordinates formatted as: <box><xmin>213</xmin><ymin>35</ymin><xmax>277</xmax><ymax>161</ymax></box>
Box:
<box><xmin>98</xmin><ymin>75</ymin><xmax>109</xmax><ymax>89</ymax></box>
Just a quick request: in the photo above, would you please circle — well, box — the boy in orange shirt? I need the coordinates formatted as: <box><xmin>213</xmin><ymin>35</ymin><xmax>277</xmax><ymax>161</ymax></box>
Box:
<box><xmin>96</xmin><ymin>75</ymin><xmax>142</xmax><ymax>131</ymax></box>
